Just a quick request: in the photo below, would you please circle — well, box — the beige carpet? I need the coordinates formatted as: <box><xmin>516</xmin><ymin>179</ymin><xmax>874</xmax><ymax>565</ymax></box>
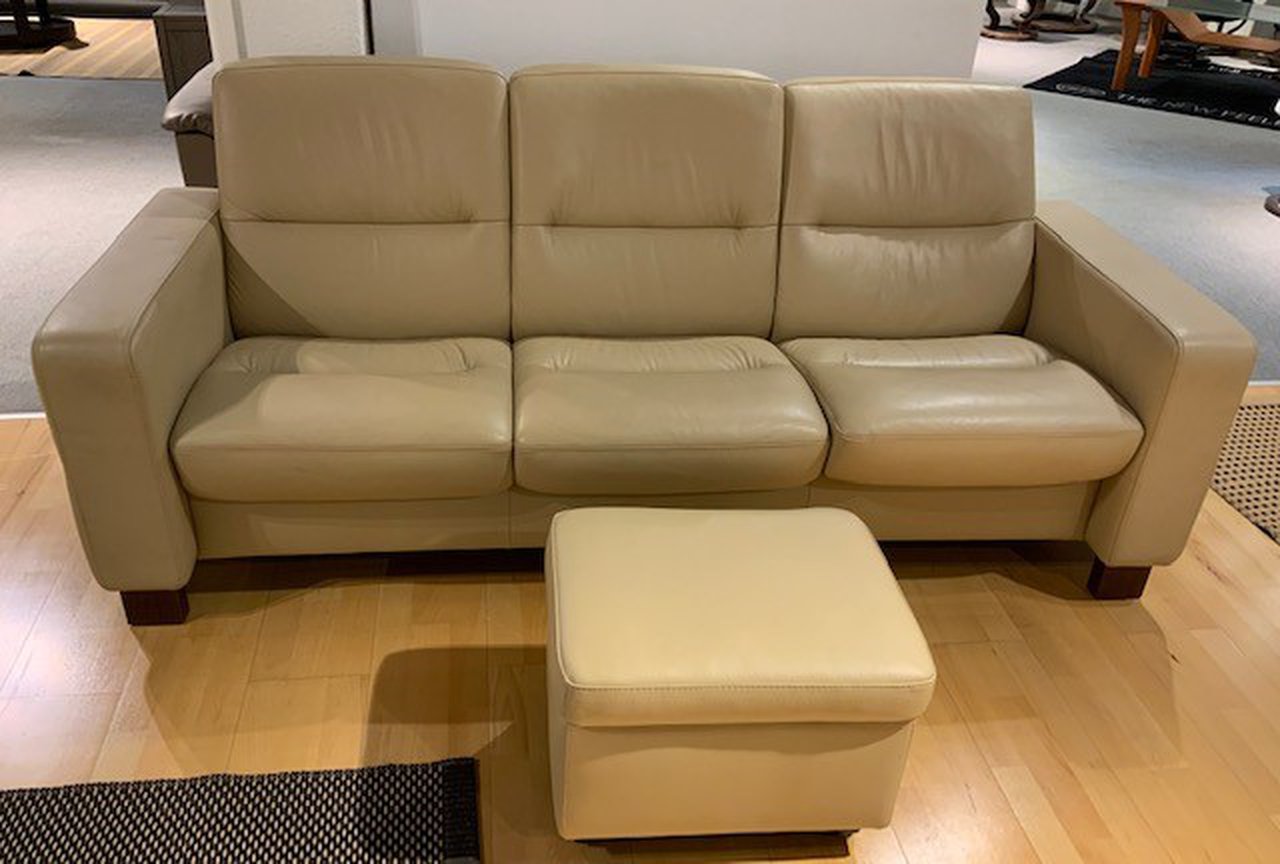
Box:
<box><xmin>1213</xmin><ymin>401</ymin><xmax>1280</xmax><ymax>541</ymax></box>
<box><xmin>0</xmin><ymin>75</ymin><xmax>181</xmax><ymax>412</ymax></box>
<box><xmin>0</xmin><ymin>18</ymin><xmax>160</xmax><ymax>79</ymax></box>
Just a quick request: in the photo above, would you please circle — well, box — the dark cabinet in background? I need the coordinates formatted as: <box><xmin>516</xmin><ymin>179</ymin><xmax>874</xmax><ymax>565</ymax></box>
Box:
<box><xmin>154</xmin><ymin>0</ymin><xmax>208</xmax><ymax>97</ymax></box>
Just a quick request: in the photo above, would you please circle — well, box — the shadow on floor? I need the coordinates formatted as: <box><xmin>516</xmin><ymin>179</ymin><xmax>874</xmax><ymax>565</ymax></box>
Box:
<box><xmin>363</xmin><ymin>644</ymin><xmax>853</xmax><ymax>861</ymax></box>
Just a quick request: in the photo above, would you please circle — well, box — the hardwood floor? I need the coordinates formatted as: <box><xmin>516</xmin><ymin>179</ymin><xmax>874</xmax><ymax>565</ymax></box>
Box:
<box><xmin>0</xmin><ymin>18</ymin><xmax>161</xmax><ymax>79</ymax></box>
<box><xmin>2</xmin><ymin>416</ymin><xmax>1280</xmax><ymax>862</ymax></box>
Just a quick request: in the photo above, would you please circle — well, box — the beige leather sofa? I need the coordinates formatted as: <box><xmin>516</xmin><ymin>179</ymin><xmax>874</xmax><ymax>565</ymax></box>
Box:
<box><xmin>33</xmin><ymin>58</ymin><xmax>1256</xmax><ymax>624</ymax></box>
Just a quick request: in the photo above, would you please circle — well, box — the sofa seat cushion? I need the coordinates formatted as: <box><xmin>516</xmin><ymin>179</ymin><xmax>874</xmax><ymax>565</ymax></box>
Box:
<box><xmin>172</xmin><ymin>337</ymin><xmax>512</xmax><ymax>502</ymax></box>
<box><xmin>514</xmin><ymin>336</ymin><xmax>829</xmax><ymax>495</ymax></box>
<box><xmin>782</xmin><ymin>335</ymin><xmax>1143</xmax><ymax>487</ymax></box>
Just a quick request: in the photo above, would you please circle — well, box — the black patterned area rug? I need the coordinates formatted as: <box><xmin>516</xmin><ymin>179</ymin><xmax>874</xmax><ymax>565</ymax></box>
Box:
<box><xmin>0</xmin><ymin>759</ymin><xmax>481</xmax><ymax>863</ymax></box>
<box><xmin>1026</xmin><ymin>49</ymin><xmax>1280</xmax><ymax>130</ymax></box>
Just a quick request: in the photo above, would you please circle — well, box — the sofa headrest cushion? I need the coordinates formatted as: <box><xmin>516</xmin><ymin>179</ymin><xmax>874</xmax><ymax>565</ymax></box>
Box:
<box><xmin>214</xmin><ymin>56</ymin><xmax>508</xmax><ymax>225</ymax></box>
<box><xmin>783</xmin><ymin>79</ymin><xmax>1035</xmax><ymax>228</ymax></box>
<box><xmin>511</xmin><ymin>64</ymin><xmax>783</xmax><ymax>228</ymax></box>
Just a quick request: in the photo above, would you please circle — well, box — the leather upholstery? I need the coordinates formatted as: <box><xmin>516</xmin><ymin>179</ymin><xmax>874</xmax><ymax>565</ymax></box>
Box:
<box><xmin>214</xmin><ymin>57</ymin><xmax>510</xmax><ymax>339</ymax></box>
<box><xmin>510</xmin><ymin>65</ymin><xmax>783</xmax><ymax>337</ymax></box>
<box><xmin>1028</xmin><ymin>201</ymin><xmax>1256</xmax><ymax>566</ymax></box>
<box><xmin>782</xmin><ymin>79</ymin><xmax>1035</xmax><ymax>227</ymax></box>
<box><xmin>185</xmin><ymin>483</ymin><xmax>1101</xmax><ymax>560</ymax></box>
<box><xmin>774</xmin><ymin>80</ymin><xmax>1035</xmax><ymax>340</ymax></box>
<box><xmin>513</xmin><ymin>337</ymin><xmax>828</xmax><ymax>495</ymax></box>
<box><xmin>547</xmin><ymin>507</ymin><xmax>935</xmax><ymax>726</ymax></box>
<box><xmin>809</xmin><ymin>481</ymin><xmax>1098</xmax><ymax>541</ymax></box>
<box><xmin>172</xmin><ymin>338</ymin><xmax>512</xmax><ymax>502</ymax></box>
<box><xmin>32</xmin><ymin>189</ymin><xmax>229</xmax><ymax>591</ymax></box>
<box><xmin>34</xmin><ymin>64</ymin><xmax>1259</xmax><ymax>595</ymax></box>
<box><xmin>191</xmin><ymin>496</ymin><xmax>512</xmax><ymax>558</ymax></box>
<box><xmin>509</xmin><ymin>487</ymin><xmax>808</xmax><ymax>547</ymax></box>
<box><xmin>162</xmin><ymin>62</ymin><xmax>214</xmax><ymax>136</ymax></box>
<box><xmin>546</xmin><ymin>507</ymin><xmax>933</xmax><ymax>837</ymax></box>
<box><xmin>550</xmin><ymin>713</ymin><xmax>916</xmax><ymax>839</ymax></box>
<box><xmin>784</xmin><ymin>335</ymin><xmax>1144</xmax><ymax>487</ymax></box>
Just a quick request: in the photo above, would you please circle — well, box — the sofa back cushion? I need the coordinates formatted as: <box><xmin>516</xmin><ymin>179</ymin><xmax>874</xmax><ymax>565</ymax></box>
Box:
<box><xmin>509</xmin><ymin>65</ymin><xmax>783</xmax><ymax>338</ymax></box>
<box><xmin>214</xmin><ymin>57</ymin><xmax>510</xmax><ymax>339</ymax></box>
<box><xmin>773</xmin><ymin>80</ymin><xmax>1036</xmax><ymax>341</ymax></box>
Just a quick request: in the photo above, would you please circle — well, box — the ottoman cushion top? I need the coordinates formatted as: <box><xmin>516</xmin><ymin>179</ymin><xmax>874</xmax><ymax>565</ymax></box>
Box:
<box><xmin>547</xmin><ymin>507</ymin><xmax>935</xmax><ymax>727</ymax></box>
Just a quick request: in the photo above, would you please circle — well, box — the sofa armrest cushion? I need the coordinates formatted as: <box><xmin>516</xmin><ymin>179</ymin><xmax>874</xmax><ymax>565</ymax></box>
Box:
<box><xmin>1026</xmin><ymin>200</ymin><xmax>1256</xmax><ymax>566</ymax></box>
<box><xmin>163</xmin><ymin>62</ymin><xmax>215</xmax><ymax>136</ymax></box>
<box><xmin>32</xmin><ymin>188</ymin><xmax>229</xmax><ymax>591</ymax></box>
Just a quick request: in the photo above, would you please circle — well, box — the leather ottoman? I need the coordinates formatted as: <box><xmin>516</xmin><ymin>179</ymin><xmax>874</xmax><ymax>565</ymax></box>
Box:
<box><xmin>544</xmin><ymin>507</ymin><xmax>936</xmax><ymax>840</ymax></box>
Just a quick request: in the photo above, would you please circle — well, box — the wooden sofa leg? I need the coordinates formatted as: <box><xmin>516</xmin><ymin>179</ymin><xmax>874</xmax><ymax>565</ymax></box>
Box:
<box><xmin>120</xmin><ymin>589</ymin><xmax>189</xmax><ymax>626</ymax></box>
<box><xmin>1087</xmin><ymin>559</ymin><xmax>1151</xmax><ymax>600</ymax></box>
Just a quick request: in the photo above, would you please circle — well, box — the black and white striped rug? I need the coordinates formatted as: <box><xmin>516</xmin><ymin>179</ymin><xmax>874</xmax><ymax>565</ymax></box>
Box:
<box><xmin>0</xmin><ymin>759</ymin><xmax>481</xmax><ymax>863</ymax></box>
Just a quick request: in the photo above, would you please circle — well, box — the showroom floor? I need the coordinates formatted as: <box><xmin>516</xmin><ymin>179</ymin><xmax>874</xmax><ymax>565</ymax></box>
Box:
<box><xmin>4</xmin><ymin>408</ymin><xmax>1280</xmax><ymax>862</ymax></box>
<box><xmin>972</xmin><ymin>23</ymin><xmax>1280</xmax><ymax>385</ymax></box>
<box><xmin>0</xmin><ymin>74</ymin><xmax>179</xmax><ymax>413</ymax></box>
<box><xmin>0</xmin><ymin>17</ymin><xmax>161</xmax><ymax>78</ymax></box>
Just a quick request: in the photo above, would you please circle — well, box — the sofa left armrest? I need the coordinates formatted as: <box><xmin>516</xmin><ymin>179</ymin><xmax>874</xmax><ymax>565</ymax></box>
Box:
<box><xmin>32</xmin><ymin>188</ymin><xmax>229</xmax><ymax>596</ymax></box>
<box><xmin>1025</xmin><ymin>200</ymin><xmax>1256</xmax><ymax>568</ymax></box>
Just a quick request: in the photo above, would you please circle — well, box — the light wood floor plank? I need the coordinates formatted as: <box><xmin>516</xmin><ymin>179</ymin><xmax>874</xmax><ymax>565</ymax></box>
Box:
<box><xmin>0</xmin><ymin>693</ymin><xmax>119</xmax><ymax>789</ymax></box>
<box><xmin>991</xmin><ymin>639</ymin><xmax>1173</xmax><ymax>864</ymax></box>
<box><xmin>890</xmin><ymin>676</ymin><xmax>1041</xmax><ymax>863</ymax></box>
<box><xmin>0</xmin><ymin>19</ymin><xmax>161</xmax><ymax>79</ymax></box>
<box><xmin>92</xmin><ymin>591</ymin><xmax>265</xmax><ymax>782</ymax></box>
<box><xmin>229</xmin><ymin>675</ymin><xmax>370</xmax><ymax>773</ymax></box>
<box><xmin>251</xmin><ymin>582</ymin><xmax>381</xmax><ymax>682</ymax></box>
<box><xmin>937</xmin><ymin>641</ymin><xmax>1117</xmax><ymax>864</ymax></box>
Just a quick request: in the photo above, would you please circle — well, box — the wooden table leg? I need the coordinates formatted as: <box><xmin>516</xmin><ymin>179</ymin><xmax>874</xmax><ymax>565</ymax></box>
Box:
<box><xmin>1139</xmin><ymin>12</ymin><xmax>1167</xmax><ymax>78</ymax></box>
<box><xmin>1112</xmin><ymin>3</ymin><xmax>1145</xmax><ymax>91</ymax></box>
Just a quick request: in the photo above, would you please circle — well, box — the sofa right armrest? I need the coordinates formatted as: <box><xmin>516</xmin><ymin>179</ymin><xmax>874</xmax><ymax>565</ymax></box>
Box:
<box><xmin>32</xmin><ymin>188</ymin><xmax>230</xmax><ymax>593</ymax></box>
<box><xmin>1025</xmin><ymin>201</ymin><xmax>1256</xmax><ymax>569</ymax></box>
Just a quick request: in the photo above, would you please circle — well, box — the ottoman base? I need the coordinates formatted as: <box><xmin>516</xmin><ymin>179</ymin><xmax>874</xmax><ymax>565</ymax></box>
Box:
<box><xmin>550</xmin><ymin>686</ymin><xmax>916</xmax><ymax>840</ymax></box>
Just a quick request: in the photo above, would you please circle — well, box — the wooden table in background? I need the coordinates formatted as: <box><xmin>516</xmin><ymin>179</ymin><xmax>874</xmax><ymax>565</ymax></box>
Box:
<box><xmin>1113</xmin><ymin>0</ymin><xmax>1280</xmax><ymax>91</ymax></box>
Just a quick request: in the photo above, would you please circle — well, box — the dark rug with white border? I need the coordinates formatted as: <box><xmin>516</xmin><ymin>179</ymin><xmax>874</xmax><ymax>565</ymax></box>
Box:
<box><xmin>1026</xmin><ymin>49</ymin><xmax>1280</xmax><ymax>130</ymax></box>
<box><xmin>0</xmin><ymin>759</ymin><xmax>481</xmax><ymax>863</ymax></box>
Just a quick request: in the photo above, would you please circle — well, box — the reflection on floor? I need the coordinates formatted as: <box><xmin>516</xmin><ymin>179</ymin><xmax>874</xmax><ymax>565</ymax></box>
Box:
<box><xmin>3</xmin><ymin>415</ymin><xmax>1280</xmax><ymax>862</ymax></box>
<box><xmin>0</xmin><ymin>18</ymin><xmax>161</xmax><ymax>79</ymax></box>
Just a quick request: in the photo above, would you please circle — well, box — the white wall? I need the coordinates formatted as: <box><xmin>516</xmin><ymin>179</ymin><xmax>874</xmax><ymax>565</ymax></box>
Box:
<box><xmin>206</xmin><ymin>0</ymin><xmax>368</xmax><ymax>65</ymax></box>
<box><xmin>373</xmin><ymin>0</ymin><xmax>986</xmax><ymax>80</ymax></box>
